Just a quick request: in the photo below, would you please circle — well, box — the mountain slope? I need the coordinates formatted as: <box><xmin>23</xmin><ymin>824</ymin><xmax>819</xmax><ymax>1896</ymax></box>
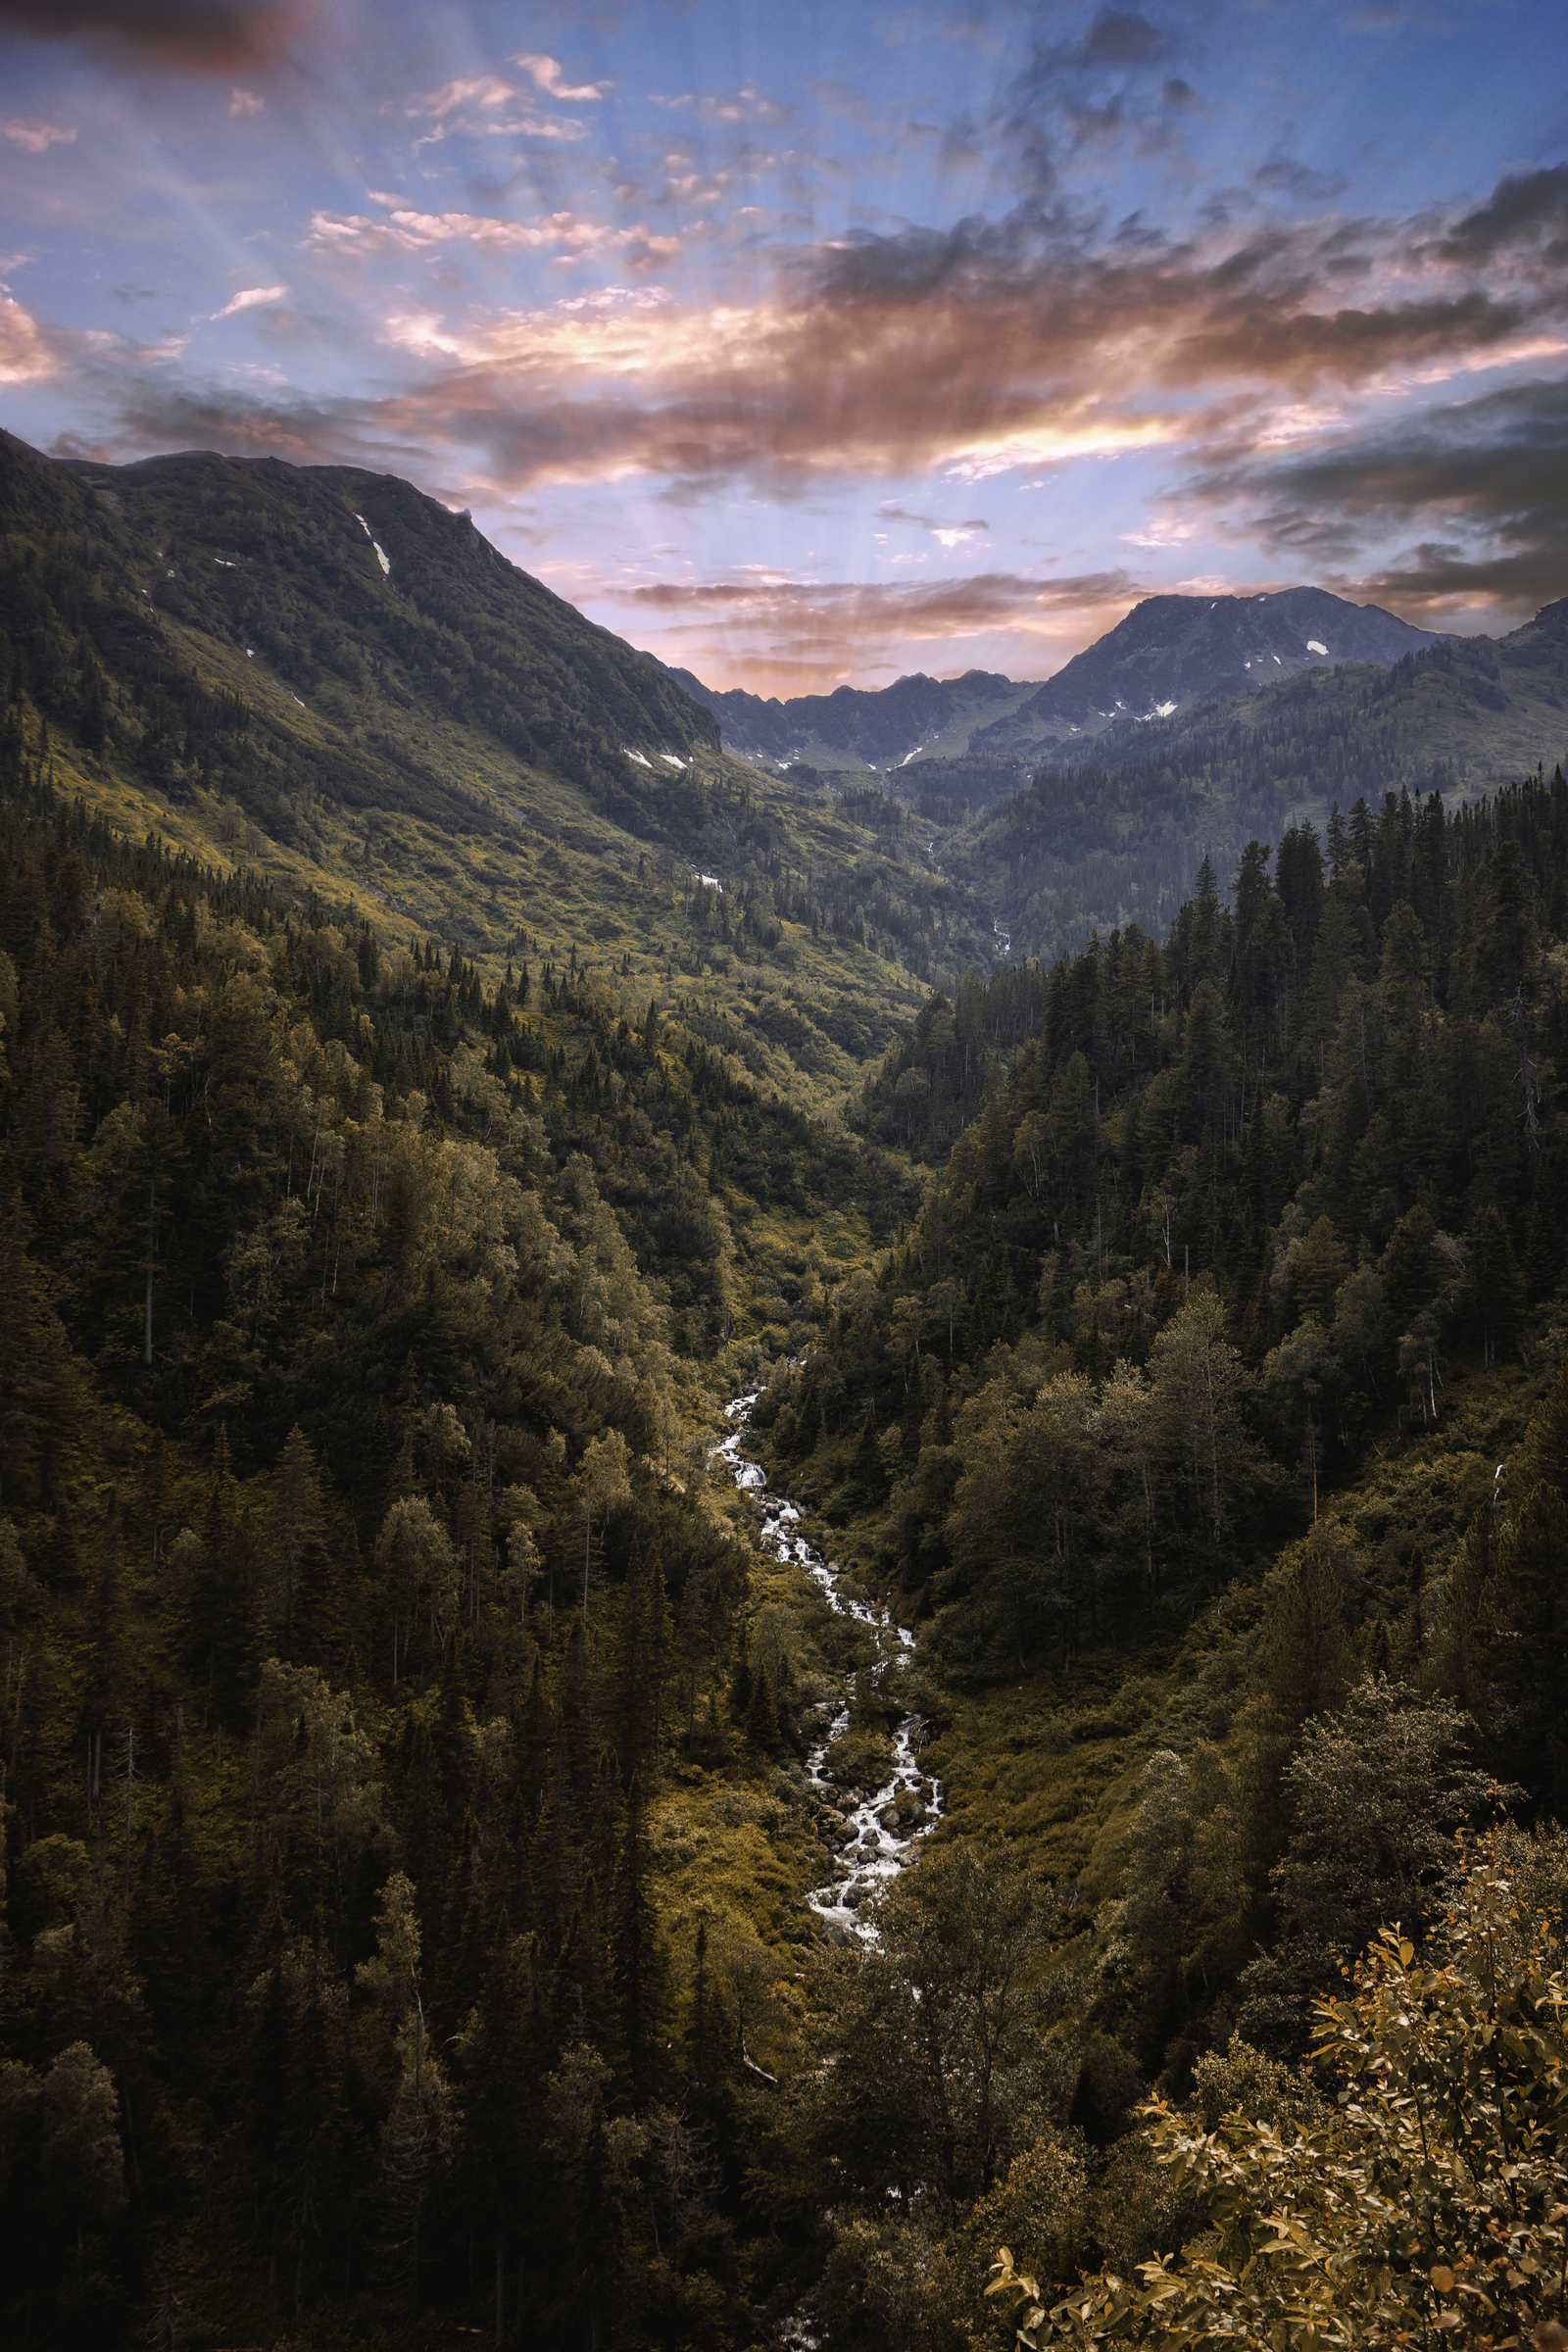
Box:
<box><xmin>18</xmin><ymin>433</ymin><xmax>719</xmax><ymax>799</ymax></box>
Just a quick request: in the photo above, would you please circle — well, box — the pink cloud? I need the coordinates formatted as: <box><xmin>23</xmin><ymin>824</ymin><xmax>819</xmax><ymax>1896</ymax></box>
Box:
<box><xmin>514</xmin><ymin>52</ymin><xmax>610</xmax><ymax>103</ymax></box>
<box><xmin>0</xmin><ymin>293</ymin><xmax>57</xmax><ymax>383</ymax></box>
<box><xmin>208</xmin><ymin>282</ymin><xmax>287</xmax><ymax>318</ymax></box>
<box><xmin>1</xmin><ymin>117</ymin><xmax>77</xmax><ymax>152</ymax></box>
<box><xmin>614</xmin><ymin>568</ymin><xmax>1141</xmax><ymax>691</ymax></box>
<box><xmin>410</xmin><ymin>73</ymin><xmax>589</xmax><ymax>148</ymax></box>
<box><xmin>309</xmin><ymin>199</ymin><xmax>679</xmax><ymax>267</ymax></box>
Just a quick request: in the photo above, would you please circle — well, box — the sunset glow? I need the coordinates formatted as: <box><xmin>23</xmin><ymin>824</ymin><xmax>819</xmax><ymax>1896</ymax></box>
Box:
<box><xmin>1</xmin><ymin>0</ymin><xmax>1563</xmax><ymax>690</ymax></box>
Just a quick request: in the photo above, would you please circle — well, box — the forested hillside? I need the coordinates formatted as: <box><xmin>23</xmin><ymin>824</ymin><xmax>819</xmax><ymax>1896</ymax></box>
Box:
<box><xmin>808</xmin><ymin>767</ymin><xmax>1568</xmax><ymax>1658</ymax></box>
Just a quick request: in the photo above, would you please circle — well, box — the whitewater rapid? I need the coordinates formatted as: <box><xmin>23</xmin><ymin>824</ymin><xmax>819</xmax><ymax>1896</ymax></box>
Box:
<box><xmin>714</xmin><ymin>1394</ymin><xmax>943</xmax><ymax>1937</ymax></box>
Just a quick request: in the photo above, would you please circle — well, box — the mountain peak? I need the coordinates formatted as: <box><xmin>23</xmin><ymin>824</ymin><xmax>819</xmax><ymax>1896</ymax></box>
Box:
<box><xmin>965</xmin><ymin>587</ymin><xmax>1442</xmax><ymax>760</ymax></box>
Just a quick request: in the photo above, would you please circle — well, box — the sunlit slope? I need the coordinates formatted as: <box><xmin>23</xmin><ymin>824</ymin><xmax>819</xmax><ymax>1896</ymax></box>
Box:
<box><xmin>0</xmin><ymin>429</ymin><xmax>998</xmax><ymax>1109</ymax></box>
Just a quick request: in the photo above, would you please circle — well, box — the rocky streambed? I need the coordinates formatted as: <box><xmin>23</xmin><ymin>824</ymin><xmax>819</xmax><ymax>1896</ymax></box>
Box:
<box><xmin>715</xmin><ymin>1394</ymin><xmax>943</xmax><ymax>1936</ymax></box>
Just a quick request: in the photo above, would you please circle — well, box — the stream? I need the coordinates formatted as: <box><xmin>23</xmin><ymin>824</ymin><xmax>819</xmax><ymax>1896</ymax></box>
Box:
<box><xmin>714</xmin><ymin>1394</ymin><xmax>943</xmax><ymax>1937</ymax></box>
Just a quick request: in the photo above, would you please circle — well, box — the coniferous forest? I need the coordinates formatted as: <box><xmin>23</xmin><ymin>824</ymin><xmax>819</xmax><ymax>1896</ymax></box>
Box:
<box><xmin>1</xmin><ymin>441</ymin><xmax>1568</xmax><ymax>2352</ymax></box>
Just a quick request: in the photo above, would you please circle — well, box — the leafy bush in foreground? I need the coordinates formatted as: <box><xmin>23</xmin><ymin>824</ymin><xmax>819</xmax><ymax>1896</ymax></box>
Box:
<box><xmin>991</xmin><ymin>1834</ymin><xmax>1568</xmax><ymax>2349</ymax></box>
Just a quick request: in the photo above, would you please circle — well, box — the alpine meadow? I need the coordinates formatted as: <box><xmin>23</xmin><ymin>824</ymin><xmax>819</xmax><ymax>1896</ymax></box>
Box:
<box><xmin>3</xmin><ymin>5</ymin><xmax>1568</xmax><ymax>2351</ymax></box>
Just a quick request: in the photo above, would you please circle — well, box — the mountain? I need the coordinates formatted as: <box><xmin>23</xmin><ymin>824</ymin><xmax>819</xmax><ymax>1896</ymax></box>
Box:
<box><xmin>0</xmin><ymin>428</ymin><xmax>1002</xmax><ymax>1096</ymax></box>
<box><xmin>9</xmin><ymin>431</ymin><xmax>720</xmax><ymax>799</ymax></box>
<box><xmin>965</xmin><ymin>585</ymin><xmax>1442</xmax><ymax>760</ymax></box>
<box><xmin>666</xmin><ymin>663</ymin><xmax>1039</xmax><ymax>772</ymax></box>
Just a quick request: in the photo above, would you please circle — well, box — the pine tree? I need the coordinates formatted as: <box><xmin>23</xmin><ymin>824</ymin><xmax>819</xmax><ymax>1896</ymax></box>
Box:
<box><xmin>271</xmin><ymin>1424</ymin><xmax>327</xmax><ymax>1661</ymax></box>
<box><xmin>612</xmin><ymin>1772</ymin><xmax>668</xmax><ymax>2104</ymax></box>
<box><xmin>745</xmin><ymin>1656</ymin><xmax>780</xmax><ymax>1752</ymax></box>
<box><xmin>1523</xmin><ymin>1188</ymin><xmax>1560</xmax><ymax>1300</ymax></box>
<box><xmin>1466</xmin><ymin>1204</ymin><xmax>1526</xmax><ymax>1369</ymax></box>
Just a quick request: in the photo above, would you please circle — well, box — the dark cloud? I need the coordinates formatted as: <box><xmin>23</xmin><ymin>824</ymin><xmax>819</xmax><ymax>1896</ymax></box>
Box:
<box><xmin>628</xmin><ymin>570</ymin><xmax>1133</xmax><ymax>619</ymax></box>
<box><xmin>1438</xmin><ymin>166</ymin><xmax>1568</xmax><ymax>265</ymax></box>
<box><xmin>55</xmin><ymin>375</ymin><xmax>425</xmax><ymax>475</ymax></box>
<box><xmin>876</xmin><ymin>503</ymin><xmax>990</xmax><ymax>533</ymax></box>
<box><xmin>1000</xmin><ymin>1</ymin><xmax>1200</xmax><ymax>188</ymax></box>
<box><xmin>0</xmin><ymin>0</ymin><xmax>302</xmax><ymax>68</ymax></box>
<box><xmin>1252</xmin><ymin>155</ymin><xmax>1350</xmax><ymax>204</ymax></box>
<box><xmin>1197</xmin><ymin>375</ymin><xmax>1568</xmax><ymax>613</ymax></box>
<box><xmin>1082</xmin><ymin>9</ymin><xmax>1168</xmax><ymax>67</ymax></box>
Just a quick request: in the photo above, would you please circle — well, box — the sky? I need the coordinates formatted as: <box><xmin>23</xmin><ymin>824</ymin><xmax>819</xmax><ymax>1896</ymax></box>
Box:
<box><xmin>1</xmin><ymin>2</ymin><xmax>1566</xmax><ymax>695</ymax></box>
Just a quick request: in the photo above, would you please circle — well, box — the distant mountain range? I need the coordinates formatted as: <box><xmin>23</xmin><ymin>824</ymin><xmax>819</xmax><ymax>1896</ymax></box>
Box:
<box><xmin>668</xmin><ymin>588</ymin><xmax>1442</xmax><ymax>776</ymax></box>
<box><xmin>663</xmin><ymin>664</ymin><xmax>1037</xmax><ymax>775</ymax></box>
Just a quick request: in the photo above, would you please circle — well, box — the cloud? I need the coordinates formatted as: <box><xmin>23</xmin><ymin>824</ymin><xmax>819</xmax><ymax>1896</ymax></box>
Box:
<box><xmin>346</xmin><ymin>277</ymin><xmax>1193</xmax><ymax>492</ymax></box>
<box><xmin>227</xmin><ymin>84</ymin><xmax>263</xmax><ymax>114</ymax></box>
<box><xmin>0</xmin><ymin>0</ymin><xmax>307</xmax><ymax>69</ymax></box>
<box><xmin>309</xmin><ymin>199</ymin><xmax>680</xmax><ymax>267</ymax></box>
<box><xmin>417</xmin><ymin>74</ymin><xmax>515</xmax><ymax>119</ymax></box>
<box><xmin>1193</xmin><ymin>374</ymin><xmax>1568</xmax><ymax>613</ymax></box>
<box><xmin>629</xmin><ymin>560</ymin><xmax>1142</xmax><ymax>644</ymax></box>
<box><xmin>58</xmin><ymin>160</ymin><xmax>1568</xmax><ymax>639</ymax></box>
<box><xmin>1</xmin><ymin>118</ymin><xmax>77</xmax><ymax>152</ymax></box>
<box><xmin>208</xmin><ymin>281</ymin><xmax>286</xmax><ymax>318</ymax></box>
<box><xmin>1252</xmin><ymin>155</ymin><xmax>1349</xmax><ymax>204</ymax></box>
<box><xmin>1000</xmin><ymin>0</ymin><xmax>1200</xmax><ymax>187</ymax></box>
<box><xmin>619</xmin><ymin>567</ymin><xmax>1138</xmax><ymax>679</ymax></box>
<box><xmin>0</xmin><ymin>292</ymin><xmax>56</xmax><ymax>383</ymax></box>
<box><xmin>410</xmin><ymin>73</ymin><xmax>589</xmax><ymax>147</ymax></box>
<box><xmin>514</xmin><ymin>52</ymin><xmax>610</xmax><ymax>103</ymax></box>
<box><xmin>612</xmin><ymin>566</ymin><xmax>1141</xmax><ymax>690</ymax></box>
<box><xmin>1081</xmin><ymin>9</ymin><xmax>1170</xmax><ymax>68</ymax></box>
<box><xmin>877</xmin><ymin>502</ymin><xmax>991</xmax><ymax>548</ymax></box>
<box><xmin>629</xmin><ymin>569</ymin><xmax>1135</xmax><ymax>624</ymax></box>
<box><xmin>66</xmin><ymin>158</ymin><xmax>1567</xmax><ymax>530</ymax></box>
<box><xmin>652</xmin><ymin>85</ymin><xmax>791</xmax><ymax>126</ymax></box>
<box><xmin>58</xmin><ymin>375</ymin><xmax>408</xmax><ymax>470</ymax></box>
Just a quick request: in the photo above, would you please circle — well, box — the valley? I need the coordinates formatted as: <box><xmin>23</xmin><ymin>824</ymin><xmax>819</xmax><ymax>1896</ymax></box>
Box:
<box><xmin>1</xmin><ymin>429</ymin><xmax>1567</xmax><ymax>2352</ymax></box>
